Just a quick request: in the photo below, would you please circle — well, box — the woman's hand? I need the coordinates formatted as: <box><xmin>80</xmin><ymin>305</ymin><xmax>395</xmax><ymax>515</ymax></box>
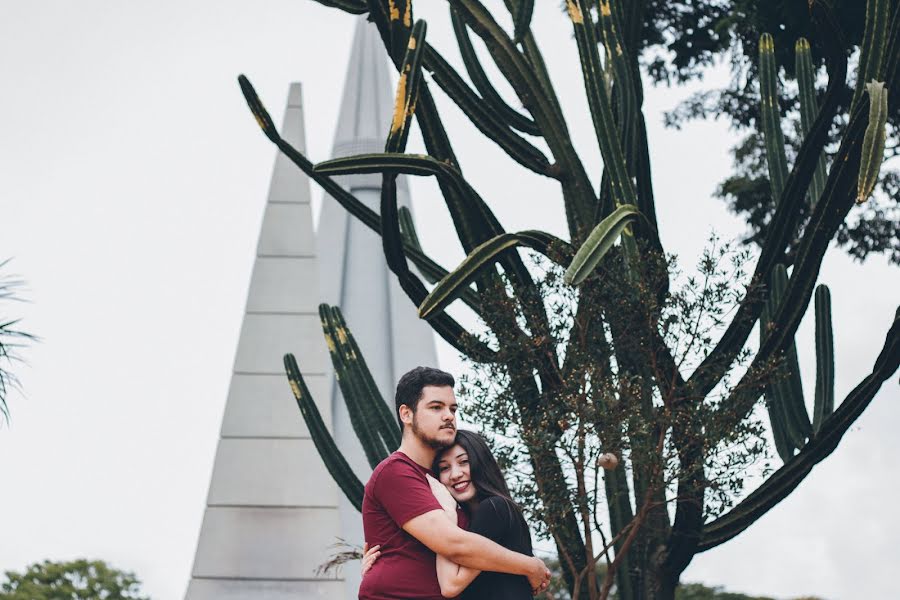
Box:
<box><xmin>426</xmin><ymin>474</ymin><xmax>458</xmax><ymax>522</ymax></box>
<box><xmin>361</xmin><ymin>542</ymin><xmax>381</xmax><ymax>578</ymax></box>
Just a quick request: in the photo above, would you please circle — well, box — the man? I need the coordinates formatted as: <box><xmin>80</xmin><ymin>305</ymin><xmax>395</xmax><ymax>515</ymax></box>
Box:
<box><xmin>358</xmin><ymin>366</ymin><xmax>550</xmax><ymax>600</ymax></box>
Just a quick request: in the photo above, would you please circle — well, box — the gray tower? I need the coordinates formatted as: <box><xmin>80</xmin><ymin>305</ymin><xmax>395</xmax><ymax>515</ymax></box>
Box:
<box><xmin>184</xmin><ymin>84</ymin><xmax>347</xmax><ymax>599</ymax></box>
<box><xmin>317</xmin><ymin>15</ymin><xmax>438</xmax><ymax>597</ymax></box>
<box><xmin>185</xmin><ymin>15</ymin><xmax>438</xmax><ymax>600</ymax></box>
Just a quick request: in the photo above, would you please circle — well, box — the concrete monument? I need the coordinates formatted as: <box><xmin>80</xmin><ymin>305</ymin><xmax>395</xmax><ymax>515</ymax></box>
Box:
<box><xmin>185</xmin><ymin>15</ymin><xmax>437</xmax><ymax>600</ymax></box>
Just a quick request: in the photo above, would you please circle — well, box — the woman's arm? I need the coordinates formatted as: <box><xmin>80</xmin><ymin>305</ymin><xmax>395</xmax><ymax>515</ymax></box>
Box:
<box><xmin>426</xmin><ymin>475</ymin><xmax>481</xmax><ymax>598</ymax></box>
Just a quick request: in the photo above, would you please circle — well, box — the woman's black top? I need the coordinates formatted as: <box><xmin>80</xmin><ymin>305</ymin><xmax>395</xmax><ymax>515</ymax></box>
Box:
<box><xmin>461</xmin><ymin>496</ymin><xmax>534</xmax><ymax>600</ymax></box>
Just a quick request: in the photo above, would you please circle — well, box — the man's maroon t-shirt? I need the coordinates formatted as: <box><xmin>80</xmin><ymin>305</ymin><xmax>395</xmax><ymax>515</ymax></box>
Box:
<box><xmin>359</xmin><ymin>451</ymin><xmax>464</xmax><ymax>600</ymax></box>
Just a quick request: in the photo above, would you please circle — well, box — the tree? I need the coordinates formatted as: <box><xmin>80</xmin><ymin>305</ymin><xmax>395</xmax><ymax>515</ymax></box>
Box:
<box><xmin>0</xmin><ymin>560</ymin><xmax>150</xmax><ymax>600</ymax></box>
<box><xmin>0</xmin><ymin>259</ymin><xmax>33</xmax><ymax>423</ymax></box>
<box><xmin>239</xmin><ymin>1</ymin><xmax>899</xmax><ymax>599</ymax></box>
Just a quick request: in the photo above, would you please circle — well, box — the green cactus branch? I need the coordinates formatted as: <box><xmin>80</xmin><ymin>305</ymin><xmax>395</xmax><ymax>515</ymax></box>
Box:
<box><xmin>419</xmin><ymin>229</ymin><xmax>573</xmax><ymax>319</ymax></box>
<box><xmin>852</xmin><ymin>0</ymin><xmax>891</xmax><ymax>110</ymax></box>
<box><xmin>795</xmin><ymin>38</ymin><xmax>829</xmax><ymax>207</ymax></box>
<box><xmin>699</xmin><ymin>306</ymin><xmax>899</xmax><ymax>552</ymax></box>
<box><xmin>688</xmin><ymin>1</ymin><xmax>849</xmax><ymax>402</ymax></box>
<box><xmin>319</xmin><ymin>306</ymin><xmax>392</xmax><ymax>467</ymax></box>
<box><xmin>857</xmin><ymin>81</ymin><xmax>889</xmax><ymax>204</ymax></box>
<box><xmin>449</xmin><ymin>0</ymin><xmax>595</xmax><ymax>238</ymax></box>
<box><xmin>450</xmin><ymin>10</ymin><xmax>540</xmax><ymax>136</ymax></box>
<box><xmin>812</xmin><ymin>285</ymin><xmax>835</xmax><ymax>433</ymax></box>
<box><xmin>719</xmin><ymin>82</ymin><xmax>873</xmax><ymax>437</ymax></box>
<box><xmin>422</xmin><ymin>43</ymin><xmax>553</xmax><ymax>175</ymax></box>
<box><xmin>284</xmin><ymin>353</ymin><xmax>364</xmax><ymax>510</ymax></box>
<box><xmin>758</xmin><ymin>33</ymin><xmax>790</xmax><ymax>201</ymax></box>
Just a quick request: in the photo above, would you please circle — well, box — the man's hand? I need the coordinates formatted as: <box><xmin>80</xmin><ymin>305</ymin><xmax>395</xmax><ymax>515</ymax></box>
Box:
<box><xmin>525</xmin><ymin>556</ymin><xmax>551</xmax><ymax>593</ymax></box>
<box><xmin>426</xmin><ymin>474</ymin><xmax>458</xmax><ymax>522</ymax></box>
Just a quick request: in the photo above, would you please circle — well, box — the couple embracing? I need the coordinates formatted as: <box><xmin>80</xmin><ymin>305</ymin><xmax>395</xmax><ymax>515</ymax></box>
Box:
<box><xmin>358</xmin><ymin>367</ymin><xmax>551</xmax><ymax>599</ymax></box>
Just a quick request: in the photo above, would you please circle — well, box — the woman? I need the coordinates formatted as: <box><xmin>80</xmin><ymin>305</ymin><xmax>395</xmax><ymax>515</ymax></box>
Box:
<box><xmin>362</xmin><ymin>430</ymin><xmax>534</xmax><ymax>599</ymax></box>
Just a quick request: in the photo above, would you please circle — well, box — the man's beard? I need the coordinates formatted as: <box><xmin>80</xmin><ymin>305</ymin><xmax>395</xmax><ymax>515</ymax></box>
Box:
<box><xmin>411</xmin><ymin>415</ymin><xmax>455</xmax><ymax>450</ymax></box>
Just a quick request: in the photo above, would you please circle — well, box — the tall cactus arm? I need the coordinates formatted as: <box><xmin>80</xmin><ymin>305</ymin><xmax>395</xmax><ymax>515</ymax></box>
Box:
<box><xmin>686</xmin><ymin>0</ymin><xmax>848</xmax><ymax>402</ymax></box>
<box><xmin>597</xmin><ymin>0</ymin><xmax>640</xmax><ymax>173</ymax></box>
<box><xmin>326</xmin><ymin>306</ymin><xmax>401</xmax><ymax>451</ymax></box>
<box><xmin>422</xmin><ymin>44</ymin><xmax>553</xmax><ymax>175</ymax></box>
<box><xmin>567</xmin><ymin>0</ymin><xmax>638</xmax><ymax>212</ymax></box>
<box><xmin>284</xmin><ymin>353</ymin><xmax>364</xmax><ymax>511</ymax></box>
<box><xmin>752</xmin><ymin>7</ymin><xmax>891</xmax><ymax>406</ymax></box>
<box><xmin>857</xmin><ymin>81</ymin><xmax>889</xmax><ymax>204</ymax></box>
<box><xmin>812</xmin><ymin>285</ymin><xmax>835</xmax><ymax>433</ymax></box>
<box><xmin>760</xmin><ymin>295</ymin><xmax>800</xmax><ymax>461</ymax></box>
<box><xmin>450</xmin><ymin>10</ymin><xmax>540</xmax><ymax>135</ymax></box>
<box><xmin>767</xmin><ymin>265</ymin><xmax>813</xmax><ymax>443</ymax></box>
<box><xmin>795</xmin><ymin>38</ymin><xmax>829</xmax><ymax>206</ymax></box>
<box><xmin>510</xmin><ymin>0</ymin><xmax>534</xmax><ymax>45</ymax></box>
<box><xmin>386</xmin><ymin>19</ymin><xmax>427</xmax><ymax>155</ymax></box>
<box><xmin>698</xmin><ymin>307</ymin><xmax>900</xmax><ymax>552</ymax></box>
<box><xmin>320</xmin><ymin>306</ymin><xmax>392</xmax><ymax>467</ymax></box>
<box><xmin>449</xmin><ymin>0</ymin><xmax>595</xmax><ymax>239</ymax></box>
<box><xmin>885</xmin><ymin>5</ymin><xmax>900</xmax><ymax>97</ymax></box>
<box><xmin>722</xmin><ymin>80</ymin><xmax>872</xmax><ymax>430</ymax></box>
<box><xmin>378</xmin><ymin>21</ymin><xmax>445</xmax><ymax>334</ymax></box>
<box><xmin>852</xmin><ymin>0</ymin><xmax>891</xmax><ymax>110</ymax></box>
<box><xmin>758</xmin><ymin>33</ymin><xmax>790</xmax><ymax>201</ymax></box>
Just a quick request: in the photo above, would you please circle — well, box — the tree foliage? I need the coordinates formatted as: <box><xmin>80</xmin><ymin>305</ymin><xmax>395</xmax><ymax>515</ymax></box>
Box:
<box><xmin>0</xmin><ymin>259</ymin><xmax>33</xmax><ymax>423</ymax></box>
<box><xmin>0</xmin><ymin>560</ymin><xmax>150</xmax><ymax>600</ymax></box>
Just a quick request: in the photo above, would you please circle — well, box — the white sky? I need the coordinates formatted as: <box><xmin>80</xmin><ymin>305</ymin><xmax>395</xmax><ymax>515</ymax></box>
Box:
<box><xmin>0</xmin><ymin>2</ymin><xmax>897</xmax><ymax>599</ymax></box>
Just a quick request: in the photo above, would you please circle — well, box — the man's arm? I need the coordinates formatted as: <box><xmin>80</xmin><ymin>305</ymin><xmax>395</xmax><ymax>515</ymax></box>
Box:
<box><xmin>402</xmin><ymin>510</ymin><xmax>549</xmax><ymax>590</ymax></box>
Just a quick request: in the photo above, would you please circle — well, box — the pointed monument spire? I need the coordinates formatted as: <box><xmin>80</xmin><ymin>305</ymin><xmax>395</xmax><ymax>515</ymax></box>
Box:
<box><xmin>184</xmin><ymin>84</ymin><xmax>346</xmax><ymax>600</ymax></box>
<box><xmin>317</xmin><ymin>15</ymin><xmax>439</xmax><ymax>596</ymax></box>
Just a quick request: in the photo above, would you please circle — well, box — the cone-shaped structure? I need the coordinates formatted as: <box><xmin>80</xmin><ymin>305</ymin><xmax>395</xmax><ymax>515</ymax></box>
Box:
<box><xmin>316</xmin><ymin>16</ymin><xmax>439</xmax><ymax>597</ymax></box>
<box><xmin>184</xmin><ymin>84</ymin><xmax>346</xmax><ymax>600</ymax></box>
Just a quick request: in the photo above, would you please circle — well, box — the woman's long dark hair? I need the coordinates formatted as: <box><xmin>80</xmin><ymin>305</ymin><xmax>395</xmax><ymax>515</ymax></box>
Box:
<box><xmin>433</xmin><ymin>430</ymin><xmax>529</xmax><ymax>532</ymax></box>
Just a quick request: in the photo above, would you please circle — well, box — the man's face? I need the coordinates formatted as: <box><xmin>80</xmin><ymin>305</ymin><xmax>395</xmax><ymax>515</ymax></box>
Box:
<box><xmin>409</xmin><ymin>385</ymin><xmax>457</xmax><ymax>449</ymax></box>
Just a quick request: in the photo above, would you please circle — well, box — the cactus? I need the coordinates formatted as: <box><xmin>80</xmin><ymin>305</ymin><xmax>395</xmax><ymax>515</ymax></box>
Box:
<box><xmin>760</xmin><ymin>264</ymin><xmax>813</xmax><ymax>457</ymax></box>
<box><xmin>758</xmin><ymin>33</ymin><xmax>790</xmax><ymax>202</ymax></box>
<box><xmin>240</xmin><ymin>1</ymin><xmax>900</xmax><ymax>598</ymax></box>
<box><xmin>794</xmin><ymin>38</ymin><xmax>828</xmax><ymax>206</ymax></box>
<box><xmin>857</xmin><ymin>81</ymin><xmax>889</xmax><ymax>203</ymax></box>
<box><xmin>813</xmin><ymin>285</ymin><xmax>835</xmax><ymax>433</ymax></box>
<box><xmin>853</xmin><ymin>0</ymin><xmax>891</xmax><ymax>110</ymax></box>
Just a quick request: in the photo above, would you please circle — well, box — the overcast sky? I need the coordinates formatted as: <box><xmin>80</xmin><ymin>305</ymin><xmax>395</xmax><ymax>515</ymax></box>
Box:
<box><xmin>1</xmin><ymin>2</ymin><xmax>897</xmax><ymax>599</ymax></box>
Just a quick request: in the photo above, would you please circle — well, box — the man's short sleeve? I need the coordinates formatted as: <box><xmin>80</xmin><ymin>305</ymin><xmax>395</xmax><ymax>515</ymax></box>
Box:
<box><xmin>373</xmin><ymin>459</ymin><xmax>443</xmax><ymax>527</ymax></box>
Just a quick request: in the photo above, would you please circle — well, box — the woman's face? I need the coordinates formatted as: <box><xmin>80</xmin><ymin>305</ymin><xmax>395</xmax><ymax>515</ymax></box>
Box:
<box><xmin>437</xmin><ymin>444</ymin><xmax>477</xmax><ymax>503</ymax></box>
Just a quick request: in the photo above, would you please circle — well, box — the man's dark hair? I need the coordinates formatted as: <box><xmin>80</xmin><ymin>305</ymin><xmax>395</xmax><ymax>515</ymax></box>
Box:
<box><xmin>395</xmin><ymin>366</ymin><xmax>455</xmax><ymax>429</ymax></box>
